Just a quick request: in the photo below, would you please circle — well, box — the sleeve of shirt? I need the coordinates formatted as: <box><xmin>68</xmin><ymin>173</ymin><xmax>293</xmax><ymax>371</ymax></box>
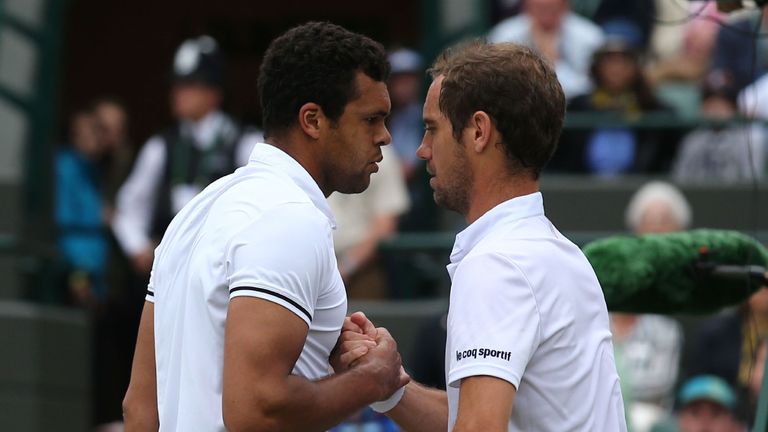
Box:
<box><xmin>446</xmin><ymin>252</ymin><xmax>541</xmax><ymax>390</ymax></box>
<box><xmin>225</xmin><ymin>202</ymin><xmax>332</xmax><ymax>326</ymax></box>
<box><xmin>145</xmin><ymin>268</ymin><xmax>156</xmax><ymax>303</ymax></box>
<box><xmin>112</xmin><ymin>136</ymin><xmax>166</xmax><ymax>256</ymax></box>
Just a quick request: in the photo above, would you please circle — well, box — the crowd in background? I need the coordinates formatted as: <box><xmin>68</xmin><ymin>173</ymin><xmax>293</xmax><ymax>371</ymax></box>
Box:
<box><xmin>51</xmin><ymin>1</ymin><xmax>768</xmax><ymax>431</ymax></box>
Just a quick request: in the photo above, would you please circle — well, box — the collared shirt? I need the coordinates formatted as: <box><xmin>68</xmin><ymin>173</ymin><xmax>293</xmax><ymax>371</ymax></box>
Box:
<box><xmin>445</xmin><ymin>192</ymin><xmax>627</xmax><ymax>431</ymax></box>
<box><xmin>148</xmin><ymin>143</ymin><xmax>346</xmax><ymax>431</ymax></box>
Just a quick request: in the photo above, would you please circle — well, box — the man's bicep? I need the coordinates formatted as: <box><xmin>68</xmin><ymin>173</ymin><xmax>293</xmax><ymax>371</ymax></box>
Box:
<box><xmin>123</xmin><ymin>301</ymin><xmax>159</xmax><ymax>431</ymax></box>
<box><xmin>223</xmin><ymin>296</ymin><xmax>310</xmax><ymax>404</ymax></box>
<box><xmin>454</xmin><ymin>376</ymin><xmax>516</xmax><ymax>432</ymax></box>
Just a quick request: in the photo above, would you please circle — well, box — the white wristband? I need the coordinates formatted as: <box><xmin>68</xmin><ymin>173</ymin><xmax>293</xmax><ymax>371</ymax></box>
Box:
<box><xmin>370</xmin><ymin>386</ymin><xmax>405</xmax><ymax>413</ymax></box>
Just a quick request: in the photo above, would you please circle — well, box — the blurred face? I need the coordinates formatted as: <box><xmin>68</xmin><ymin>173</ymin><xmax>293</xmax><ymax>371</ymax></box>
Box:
<box><xmin>94</xmin><ymin>102</ymin><xmax>127</xmax><ymax>150</ymax></box>
<box><xmin>389</xmin><ymin>73</ymin><xmax>422</xmax><ymax>108</ymax></box>
<box><xmin>701</xmin><ymin>96</ymin><xmax>736</xmax><ymax>120</ymax></box>
<box><xmin>322</xmin><ymin>72</ymin><xmax>391</xmax><ymax>194</ymax></box>
<box><xmin>748</xmin><ymin>287</ymin><xmax>768</xmax><ymax>314</ymax></box>
<box><xmin>597</xmin><ymin>53</ymin><xmax>637</xmax><ymax>93</ymax></box>
<box><xmin>417</xmin><ymin>76</ymin><xmax>473</xmax><ymax>215</ymax></box>
<box><xmin>71</xmin><ymin>113</ymin><xmax>105</xmax><ymax>160</ymax></box>
<box><xmin>678</xmin><ymin>400</ymin><xmax>740</xmax><ymax>432</ymax></box>
<box><xmin>636</xmin><ymin>200</ymin><xmax>682</xmax><ymax>234</ymax></box>
<box><xmin>171</xmin><ymin>82</ymin><xmax>221</xmax><ymax>121</ymax></box>
<box><xmin>525</xmin><ymin>0</ymin><xmax>567</xmax><ymax>32</ymax></box>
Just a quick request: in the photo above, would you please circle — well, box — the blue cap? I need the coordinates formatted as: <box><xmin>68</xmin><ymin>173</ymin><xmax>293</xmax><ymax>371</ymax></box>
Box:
<box><xmin>388</xmin><ymin>48</ymin><xmax>423</xmax><ymax>75</ymax></box>
<box><xmin>601</xmin><ymin>18</ymin><xmax>644</xmax><ymax>50</ymax></box>
<box><xmin>678</xmin><ymin>375</ymin><xmax>737</xmax><ymax>409</ymax></box>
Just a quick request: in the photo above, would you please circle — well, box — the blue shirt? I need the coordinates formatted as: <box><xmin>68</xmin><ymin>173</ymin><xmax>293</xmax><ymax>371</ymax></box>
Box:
<box><xmin>55</xmin><ymin>148</ymin><xmax>108</xmax><ymax>284</ymax></box>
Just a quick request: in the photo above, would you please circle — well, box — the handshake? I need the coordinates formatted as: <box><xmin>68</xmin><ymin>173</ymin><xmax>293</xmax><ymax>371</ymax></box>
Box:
<box><xmin>330</xmin><ymin>311</ymin><xmax>411</xmax><ymax>412</ymax></box>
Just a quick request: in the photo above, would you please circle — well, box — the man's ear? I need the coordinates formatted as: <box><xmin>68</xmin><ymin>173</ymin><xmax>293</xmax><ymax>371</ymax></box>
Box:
<box><xmin>469</xmin><ymin>110</ymin><xmax>493</xmax><ymax>153</ymax></box>
<box><xmin>299</xmin><ymin>102</ymin><xmax>323</xmax><ymax>139</ymax></box>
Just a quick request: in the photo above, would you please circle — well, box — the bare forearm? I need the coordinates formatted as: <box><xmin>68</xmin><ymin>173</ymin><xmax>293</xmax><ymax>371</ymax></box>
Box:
<box><xmin>226</xmin><ymin>365</ymin><xmax>387</xmax><ymax>432</ymax></box>
<box><xmin>387</xmin><ymin>382</ymin><xmax>448</xmax><ymax>432</ymax></box>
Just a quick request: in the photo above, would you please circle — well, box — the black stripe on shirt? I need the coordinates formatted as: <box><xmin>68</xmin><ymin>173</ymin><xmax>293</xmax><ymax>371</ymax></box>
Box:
<box><xmin>229</xmin><ymin>286</ymin><xmax>312</xmax><ymax>322</ymax></box>
<box><xmin>146</xmin><ymin>289</ymin><xmax>154</xmax><ymax>297</ymax></box>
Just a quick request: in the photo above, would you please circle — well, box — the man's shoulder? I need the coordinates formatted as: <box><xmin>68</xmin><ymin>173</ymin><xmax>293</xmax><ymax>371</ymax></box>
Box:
<box><xmin>216</xmin><ymin>175</ymin><xmax>324</xmax><ymax>226</ymax></box>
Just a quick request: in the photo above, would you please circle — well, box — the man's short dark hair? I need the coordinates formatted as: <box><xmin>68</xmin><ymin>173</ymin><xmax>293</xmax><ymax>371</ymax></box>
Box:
<box><xmin>258</xmin><ymin>21</ymin><xmax>389</xmax><ymax>138</ymax></box>
<box><xmin>430</xmin><ymin>41</ymin><xmax>565</xmax><ymax>179</ymax></box>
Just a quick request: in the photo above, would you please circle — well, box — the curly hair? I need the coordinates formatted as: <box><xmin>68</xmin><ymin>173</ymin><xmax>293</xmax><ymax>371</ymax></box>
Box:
<box><xmin>258</xmin><ymin>21</ymin><xmax>389</xmax><ymax>138</ymax></box>
<box><xmin>430</xmin><ymin>41</ymin><xmax>565</xmax><ymax>179</ymax></box>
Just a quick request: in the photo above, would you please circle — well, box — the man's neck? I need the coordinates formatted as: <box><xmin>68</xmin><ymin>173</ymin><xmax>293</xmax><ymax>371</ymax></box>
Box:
<box><xmin>264</xmin><ymin>133</ymin><xmax>330</xmax><ymax>197</ymax></box>
<box><xmin>464</xmin><ymin>175</ymin><xmax>539</xmax><ymax>224</ymax></box>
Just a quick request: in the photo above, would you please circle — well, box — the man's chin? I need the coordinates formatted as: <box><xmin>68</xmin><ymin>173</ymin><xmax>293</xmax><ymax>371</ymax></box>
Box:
<box><xmin>335</xmin><ymin>177</ymin><xmax>371</xmax><ymax>195</ymax></box>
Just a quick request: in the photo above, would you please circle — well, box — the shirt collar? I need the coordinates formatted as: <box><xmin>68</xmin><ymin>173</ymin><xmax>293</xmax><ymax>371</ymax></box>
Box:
<box><xmin>247</xmin><ymin>143</ymin><xmax>337</xmax><ymax>229</ymax></box>
<box><xmin>450</xmin><ymin>191</ymin><xmax>544</xmax><ymax>264</ymax></box>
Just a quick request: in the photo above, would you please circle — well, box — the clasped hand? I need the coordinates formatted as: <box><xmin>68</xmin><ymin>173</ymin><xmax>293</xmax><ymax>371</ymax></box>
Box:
<box><xmin>330</xmin><ymin>311</ymin><xmax>410</xmax><ymax>402</ymax></box>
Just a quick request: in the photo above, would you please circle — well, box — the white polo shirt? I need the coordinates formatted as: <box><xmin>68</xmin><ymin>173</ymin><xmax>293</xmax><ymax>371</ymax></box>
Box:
<box><xmin>147</xmin><ymin>143</ymin><xmax>347</xmax><ymax>431</ymax></box>
<box><xmin>445</xmin><ymin>192</ymin><xmax>627</xmax><ymax>431</ymax></box>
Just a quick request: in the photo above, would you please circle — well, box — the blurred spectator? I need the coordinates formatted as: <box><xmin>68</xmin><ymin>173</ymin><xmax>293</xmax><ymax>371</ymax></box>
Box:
<box><xmin>328</xmin><ymin>145</ymin><xmax>410</xmax><ymax>298</ymax></box>
<box><xmin>647</xmin><ymin>2</ymin><xmax>726</xmax><ymax>86</ymax></box>
<box><xmin>487</xmin><ymin>0</ymin><xmax>604</xmax><ymax>100</ymax></box>
<box><xmin>386</xmin><ymin>48</ymin><xmax>437</xmax><ymax>233</ymax></box>
<box><xmin>387</xmin><ymin>48</ymin><xmax>424</xmax><ymax>181</ymax></box>
<box><xmin>91</xmin><ymin>97</ymin><xmax>134</xmax><ymax>222</ymax></box>
<box><xmin>689</xmin><ymin>286</ymin><xmax>768</xmax><ymax>425</ymax></box>
<box><xmin>614</xmin><ymin>181</ymin><xmax>687</xmax><ymax>432</ymax></box>
<box><xmin>55</xmin><ymin>109</ymin><xmax>110</xmax><ymax>307</ymax></box>
<box><xmin>112</xmin><ymin>35</ymin><xmax>260</xmax><ymax>278</ymax></box>
<box><xmin>625</xmin><ymin>181</ymin><xmax>692</xmax><ymax>234</ymax></box>
<box><xmin>710</xmin><ymin>10</ymin><xmax>768</xmax><ymax>94</ymax></box>
<box><xmin>557</xmin><ymin>37</ymin><xmax>678</xmax><ymax>175</ymax></box>
<box><xmin>592</xmin><ymin>0</ymin><xmax>655</xmax><ymax>51</ymax></box>
<box><xmin>673</xmin><ymin>71</ymin><xmax>767</xmax><ymax>183</ymax></box>
<box><xmin>662</xmin><ymin>375</ymin><xmax>746</xmax><ymax>432</ymax></box>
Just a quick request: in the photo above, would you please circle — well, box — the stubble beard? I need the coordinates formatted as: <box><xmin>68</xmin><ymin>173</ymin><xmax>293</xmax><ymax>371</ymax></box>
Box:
<box><xmin>433</xmin><ymin>145</ymin><xmax>472</xmax><ymax>216</ymax></box>
<box><xmin>331</xmin><ymin>166</ymin><xmax>372</xmax><ymax>195</ymax></box>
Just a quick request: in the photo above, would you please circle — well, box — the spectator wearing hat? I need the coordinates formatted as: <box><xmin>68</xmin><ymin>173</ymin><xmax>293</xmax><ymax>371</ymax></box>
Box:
<box><xmin>555</xmin><ymin>36</ymin><xmax>678</xmax><ymax>175</ymax></box>
<box><xmin>385</xmin><ymin>48</ymin><xmax>438</xmax><ymax>235</ymax></box>
<box><xmin>387</xmin><ymin>48</ymin><xmax>424</xmax><ymax>181</ymax></box>
<box><xmin>591</xmin><ymin>0</ymin><xmax>655</xmax><ymax>51</ymax></box>
<box><xmin>487</xmin><ymin>0</ymin><xmax>604</xmax><ymax>100</ymax></box>
<box><xmin>112</xmin><ymin>35</ymin><xmax>261</xmax><ymax>278</ymax></box>
<box><xmin>673</xmin><ymin>70</ymin><xmax>767</xmax><ymax>183</ymax></box>
<box><xmin>651</xmin><ymin>375</ymin><xmax>745</xmax><ymax>432</ymax></box>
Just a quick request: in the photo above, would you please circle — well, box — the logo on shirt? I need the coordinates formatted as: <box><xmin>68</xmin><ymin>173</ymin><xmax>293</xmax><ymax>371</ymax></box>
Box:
<box><xmin>456</xmin><ymin>348</ymin><xmax>512</xmax><ymax>362</ymax></box>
